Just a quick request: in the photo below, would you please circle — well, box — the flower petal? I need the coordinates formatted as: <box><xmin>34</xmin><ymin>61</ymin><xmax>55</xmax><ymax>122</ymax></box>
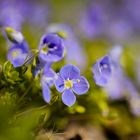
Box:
<box><xmin>99</xmin><ymin>55</ymin><xmax>111</xmax><ymax>76</ymax></box>
<box><xmin>41</xmin><ymin>82</ymin><xmax>51</xmax><ymax>103</ymax></box>
<box><xmin>93</xmin><ymin>63</ymin><xmax>108</xmax><ymax>86</ymax></box>
<box><xmin>55</xmin><ymin>75</ymin><xmax>65</xmax><ymax>92</ymax></box>
<box><xmin>73</xmin><ymin>76</ymin><xmax>89</xmax><ymax>95</ymax></box>
<box><xmin>39</xmin><ymin>48</ymin><xmax>64</xmax><ymax>62</ymax></box>
<box><xmin>60</xmin><ymin>64</ymin><xmax>80</xmax><ymax>80</ymax></box>
<box><xmin>92</xmin><ymin>56</ymin><xmax>112</xmax><ymax>87</ymax></box>
<box><xmin>41</xmin><ymin>67</ymin><xmax>57</xmax><ymax>87</ymax></box>
<box><xmin>62</xmin><ymin>89</ymin><xmax>76</xmax><ymax>106</ymax></box>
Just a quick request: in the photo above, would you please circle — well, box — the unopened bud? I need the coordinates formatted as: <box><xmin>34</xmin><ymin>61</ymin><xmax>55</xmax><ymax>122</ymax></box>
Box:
<box><xmin>5</xmin><ymin>27</ymin><xmax>24</xmax><ymax>44</ymax></box>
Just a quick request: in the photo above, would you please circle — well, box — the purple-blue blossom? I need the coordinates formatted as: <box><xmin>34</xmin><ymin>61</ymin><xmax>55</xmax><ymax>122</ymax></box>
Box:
<box><xmin>92</xmin><ymin>55</ymin><xmax>112</xmax><ymax>87</ymax></box>
<box><xmin>38</xmin><ymin>33</ymin><xmax>64</xmax><ymax>63</ymax></box>
<box><xmin>0</xmin><ymin>0</ymin><xmax>48</xmax><ymax>30</ymax></box>
<box><xmin>0</xmin><ymin>0</ymin><xmax>24</xmax><ymax>30</ymax></box>
<box><xmin>41</xmin><ymin>66</ymin><xmax>57</xmax><ymax>103</ymax></box>
<box><xmin>55</xmin><ymin>64</ymin><xmax>89</xmax><ymax>106</ymax></box>
<box><xmin>80</xmin><ymin>2</ymin><xmax>108</xmax><ymax>38</ymax></box>
<box><xmin>7</xmin><ymin>41</ymin><xmax>29</xmax><ymax>68</ymax></box>
<box><xmin>47</xmin><ymin>24</ymin><xmax>87</xmax><ymax>69</ymax></box>
<box><xmin>92</xmin><ymin>47</ymin><xmax>128</xmax><ymax>99</ymax></box>
<box><xmin>92</xmin><ymin>45</ymin><xmax>140</xmax><ymax>102</ymax></box>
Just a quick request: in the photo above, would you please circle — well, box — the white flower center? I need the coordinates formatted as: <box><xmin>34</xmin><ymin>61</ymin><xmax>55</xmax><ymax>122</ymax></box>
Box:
<box><xmin>12</xmin><ymin>49</ymin><xmax>21</xmax><ymax>58</ymax></box>
<box><xmin>41</xmin><ymin>45</ymin><xmax>49</xmax><ymax>54</ymax></box>
<box><xmin>64</xmin><ymin>79</ymin><xmax>73</xmax><ymax>89</ymax></box>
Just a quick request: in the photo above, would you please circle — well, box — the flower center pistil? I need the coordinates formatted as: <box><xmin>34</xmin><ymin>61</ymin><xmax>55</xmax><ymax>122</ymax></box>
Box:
<box><xmin>64</xmin><ymin>79</ymin><xmax>73</xmax><ymax>89</ymax></box>
<box><xmin>12</xmin><ymin>49</ymin><xmax>21</xmax><ymax>58</ymax></box>
<box><xmin>41</xmin><ymin>45</ymin><xmax>49</xmax><ymax>54</ymax></box>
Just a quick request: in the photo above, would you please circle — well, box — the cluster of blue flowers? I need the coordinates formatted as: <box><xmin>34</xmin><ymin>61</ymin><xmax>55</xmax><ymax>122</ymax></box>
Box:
<box><xmin>5</xmin><ymin>27</ymin><xmax>89</xmax><ymax>107</ymax></box>
<box><xmin>4</xmin><ymin>27</ymin><xmax>140</xmax><ymax>115</ymax></box>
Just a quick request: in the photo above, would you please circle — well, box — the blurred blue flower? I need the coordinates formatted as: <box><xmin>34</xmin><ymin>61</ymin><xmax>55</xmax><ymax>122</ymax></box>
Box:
<box><xmin>80</xmin><ymin>2</ymin><xmax>108</xmax><ymax>38</ymax></box>
<box><xmin>92</xmin><ymin>45</ymin><xmax>127</xmax><ymax>99</ymax></box>
<box><xmin>41</xmin><ymin>66</ymin><xmax>57</xmax><ymax>103</ymax></box>
<box><xmin>26</xmin><ymin>2</ymin><xmax>48</xmax><ymax>28</ymax></box>
<box><xmin>93</xmin><ymin>55</ymin><xmax>112</xmax><ymax>87</ymax></box>
<box><xmin>55</xmin><ymin>64</ymin><xmax>89</xmax><ymax>106</ymax></box>
<box><xmin>0</xmin><ymin>0</ymin><xmax>48</xmax><ymax>30</ymax></box>
<box><xmin>47</xmin><ymin>24</ymin><xmax>87</xmax><ymax>70</ymax></box>
<box><xmin>38</xmin><ymin>33</ymin><xmax>64</xmax><ymax>63</ymax></box>
<box><xmin>93</xmin><ymin>45</ymin><xmax>140</xmax><ymax>102</ymax></box>
<box><xmin>0</xmin><ymin>0</ymin><xmax>24</xmax><ymax>30</ymax></box>
<box><xmin>7</xmin><ymin>41</ymin><xmax>29</xmax><ymax>67</ymax></box>
<box><xmin>107</xmin><ymin>19</ymin><xmax>133</xmax><ymax>42</ymax></box>
<box><xmin>80</xmin><ymin>0</ymin><xmax>140</xmax><ymax>41</ymax></box>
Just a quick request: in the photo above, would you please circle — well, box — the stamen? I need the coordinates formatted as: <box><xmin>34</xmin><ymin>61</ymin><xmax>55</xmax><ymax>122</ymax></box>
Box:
<box><xmin>41</xmin><ymin>45</ymin><xmax>49</xmax><ymax>54</ymax></box>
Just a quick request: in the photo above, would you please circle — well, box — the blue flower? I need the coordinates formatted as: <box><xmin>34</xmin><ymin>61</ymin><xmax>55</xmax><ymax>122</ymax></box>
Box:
<box><xmin>7</xmin><ymin>41</ymin><xmax>29</xmax><ymax>68</ymax></box>
<box><xmin>0</xmin><ymin>0</ymin><xmax>24</xmax><ymax>30</ymax></box>
<box><xmin>0</xmin><ymin>0</ymin><xmax>48</xmax><ymax>30</ymax></box>
<box><xmin>80</xmin><ymin>2</ymin><xmax>108</xmax><ymax>38</ymax></box>
<box><xmin>47</xmin><ymin>24</ymin><xmax>87</xmax><ymax>69</ymax></box>
<box><xmin>38</xmin><ymin>33</ymin><xmax>64</xmax><ymax>63</ymax></box>
<box><xmin>55</xmin><ymin>64</ymin><xmax>89</xmax><ymax>106</ymax></box>
<box><xmin>41</xmin><ymin>66</ymin><xmax>57</xmax><ymax>103</ymax></box>
<box><xmin>93</xmin><ymin>55</ymin><xmax>112</xmax><ymax>87</ymax></box>
<box><xmin>92</xmin><ymin>46</ymin><xmax>140</xmax><ymax>101</ymax></box>
<box><xmin>92</xmin><ymin>53</ymin><xmax>126</xmax><ymax>99</ymax></box>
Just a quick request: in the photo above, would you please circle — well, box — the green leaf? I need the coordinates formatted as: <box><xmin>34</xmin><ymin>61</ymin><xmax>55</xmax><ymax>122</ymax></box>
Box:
<box><xmin>3</xmin><ymin>61</ymin><xmax>22</xmax><ymax>84</ymax></box>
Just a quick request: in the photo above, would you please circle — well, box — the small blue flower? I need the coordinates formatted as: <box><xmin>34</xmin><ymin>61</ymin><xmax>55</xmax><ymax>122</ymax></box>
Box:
<box><xmin>7</xmin><ymin>41</ymin><xmax>29</xmax><ymax>68</ymax></box>
<box><xmin>93</xmin><ymin>55</ymin><xmax>112</xmax><ymax>87</ymax></box>
<box><xmin>38</xmin><ymin>33</ymin><xmax>64</xmax><ymax>63</ymax></box>
<box><xmin>41</xmin><ymin>66</ymin><xmax>57</xmax><ymax>103</ymax></box>
<box><xmin>47</xmin><ymin>24</ymin><xmax>87</xmax><ymax>69</ymax></box>
<box><xmin>55</xmin><ymin>64</ymin><xmax>89</xmax><ymax>106</ymax></box>
<box><xmin>93</xmin><ymin>54</ymin><xmax>126</xmax><ymax>99</ymax></box>
<box><xmin>92</xmin><ymin>46</ymin><xmax>140</xmax><ymax>101</ymax></box>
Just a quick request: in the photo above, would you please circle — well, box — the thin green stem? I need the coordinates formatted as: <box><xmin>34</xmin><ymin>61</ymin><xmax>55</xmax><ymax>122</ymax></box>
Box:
<box><xmin>15</xmin><ymin>104</ymin><xmax>48</xmax><ymax>118</ymax></box>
